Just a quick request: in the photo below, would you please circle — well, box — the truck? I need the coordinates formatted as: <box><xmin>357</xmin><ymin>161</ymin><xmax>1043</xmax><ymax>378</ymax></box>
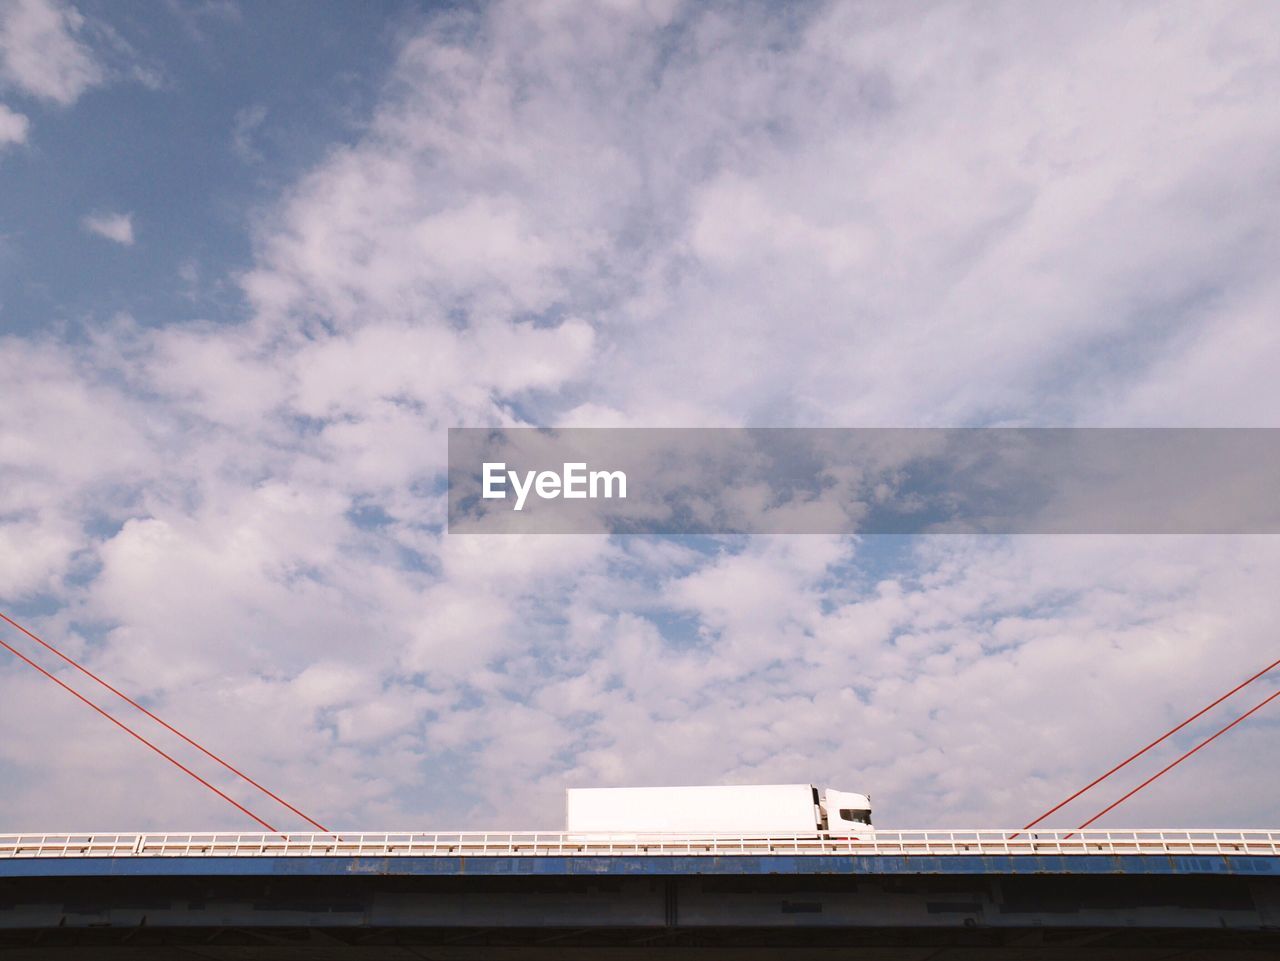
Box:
<box><xmin>565</xmin><ymin>784</ymin><xmax>873</xmax><ymax>838</ymax></box>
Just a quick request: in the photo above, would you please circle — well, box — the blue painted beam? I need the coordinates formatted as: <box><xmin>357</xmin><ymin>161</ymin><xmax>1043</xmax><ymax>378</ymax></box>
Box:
<box><xmin>0</xmin><ymin>853</ymin><xmax>1276</xmax><ymax>879</ymax></box>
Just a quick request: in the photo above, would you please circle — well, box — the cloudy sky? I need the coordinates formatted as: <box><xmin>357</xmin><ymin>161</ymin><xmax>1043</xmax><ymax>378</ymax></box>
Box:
<box><xmin>1</xmin><ymin>0</ymin><xmax>1278</xmax><ymax>834</ymax></box>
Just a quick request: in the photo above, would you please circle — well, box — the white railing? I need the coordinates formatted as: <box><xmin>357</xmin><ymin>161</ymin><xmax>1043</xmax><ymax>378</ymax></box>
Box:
<box><xmin>0</xmin><ymin>829</ymin><xmax>1277</xmax><ymax>860</ymax></box>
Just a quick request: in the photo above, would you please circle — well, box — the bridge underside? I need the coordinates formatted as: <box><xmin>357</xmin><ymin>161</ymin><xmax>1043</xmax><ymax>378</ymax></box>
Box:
<box><xmin>1</xmin><ymin>857</ymin><xmax>1278</xmax><ymax>959</ymax></box>
<box><xmin>2</xmin><ymin>925</ymin><xmax>1280</xmax><ymax>961</ymax></box>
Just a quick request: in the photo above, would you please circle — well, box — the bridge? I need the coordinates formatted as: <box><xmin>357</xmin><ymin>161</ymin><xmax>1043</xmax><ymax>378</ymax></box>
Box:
<box><xmin>3</xmin><ymin>829</ymin><xmax>1279</xmax><ymax>959</ymax></box>
<box><xmin>4</xmin><ymin>616</ymin><xmax>1278</xmax><ymax>957</ymax></box>
<box><xmin>4</xmin><ymin>826</ymin><xmax>1280</xmax><ymax>859</ymax></box>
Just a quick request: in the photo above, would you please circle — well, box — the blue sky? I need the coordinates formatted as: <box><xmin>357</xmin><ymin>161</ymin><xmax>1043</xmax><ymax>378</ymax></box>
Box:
<box><xmin>1</xmin><ymin>0</ymin><xmax>1279</xmax><ymax>834</ymax></box>
<box><xmin>1</xmin><ymin>0</ymin><xmax>415</xmax><ymax>333</ymax></box>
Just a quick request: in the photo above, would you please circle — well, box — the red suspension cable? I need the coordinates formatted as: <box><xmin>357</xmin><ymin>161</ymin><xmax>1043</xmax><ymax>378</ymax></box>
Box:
<box><xmin>1011</xmin><ymin>655</ymin><xmax>1280</xmax><ymax>838</ymax></box>
<box><xmin>0</xmin><ymin>632</ymin><xmax>280</xmax><ymax>833</ymax></box>
<box><xmin>1068</xmin><ymin>686</ymin><xmax>1280</xmax><ymax>837</ymax></box>
<box><xmin>0</xmin><ymin>610</ymin><xmax>328</xmax><ymax>832</ymax></box>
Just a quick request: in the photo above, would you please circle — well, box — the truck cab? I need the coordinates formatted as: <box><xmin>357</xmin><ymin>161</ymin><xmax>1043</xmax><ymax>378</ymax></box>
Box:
<box><xmin>821</xmin><ymin>788</ymin><xmax>873</xmax><ymax>837</ymax></box>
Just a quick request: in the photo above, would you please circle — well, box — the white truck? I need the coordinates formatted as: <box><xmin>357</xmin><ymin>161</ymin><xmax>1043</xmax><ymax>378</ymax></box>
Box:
<box><xmin>565</xmin><ymin>784</ymin><xmax>873</xmax><ymax>838</ymax></box>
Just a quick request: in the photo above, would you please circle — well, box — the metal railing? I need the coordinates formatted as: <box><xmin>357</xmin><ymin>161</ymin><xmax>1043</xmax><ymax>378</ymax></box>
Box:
<box><xmin>0</xmin><ymin>829</ymin><xmax>1277</xmax><ymax>859</ymax></box>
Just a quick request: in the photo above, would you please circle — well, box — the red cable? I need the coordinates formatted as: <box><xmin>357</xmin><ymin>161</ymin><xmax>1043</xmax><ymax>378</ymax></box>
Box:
<box><xmin>1010</xmin><ymin>655</ymin><xmax>1280</xmax><ymax>839</ymax></box>
<box><xmin>0</xmin><ymin>632</ymin><xmax>280</xmax><ymax>834</ymax></box>
<box><xmin>0</xmin><ymin>610</ymin><xmax>328</xmax><ymax>833</ymax></box>
<box><xmin>1067</xmin><ymin>686</ymin><xmax>1280</xmax><ymax>837</ymax></box>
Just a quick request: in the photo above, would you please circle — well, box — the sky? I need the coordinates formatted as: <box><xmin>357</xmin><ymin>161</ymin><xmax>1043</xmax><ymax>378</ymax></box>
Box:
<box><xmin>0</xmin><ymin>0</ymin><xmax>1278</xmax><ymax>834</ymax></box>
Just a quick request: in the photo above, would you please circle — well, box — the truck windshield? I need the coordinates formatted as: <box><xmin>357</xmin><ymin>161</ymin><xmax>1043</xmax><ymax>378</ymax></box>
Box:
<box><xmin>839</xmin><ymin>808</ymin><xmax>872</xmax><ymax>825</ymax></box>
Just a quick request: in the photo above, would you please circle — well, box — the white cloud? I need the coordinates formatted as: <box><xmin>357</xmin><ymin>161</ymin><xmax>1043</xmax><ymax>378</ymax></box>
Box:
<box><xmin>2</xmin><ymin>0</ymin><xmax>1280</xmax><ymax>833</ymax></box>
<box><xmin>231</xmin><ymin>103</ymin><xmax>267</xmax><ymax>163</ymax></box>
<box><xmin>0</xmin><ymin>102</ymin><xmax>28</xmax><ymax>146</ymax></box>
<box><xmin>81</xmin><ymin>210</ymin><xmax>134</xmax><ymax>245</ymax></box>
<box><xmin>0</xmin><ymin>0</ymin><xmax>103</xmax><ymax>105</ymax></box>
<box><xmin>234</xmin><ymin>0</ymin><xmax>1280</xmax><ymax>430</ymax></box>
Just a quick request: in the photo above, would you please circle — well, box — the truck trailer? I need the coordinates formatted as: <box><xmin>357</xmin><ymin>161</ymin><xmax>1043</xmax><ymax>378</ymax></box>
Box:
<box><xmin>565</xmin><ymin>784</ymin><xmax>873</xmax><ymax>838</ymax></box>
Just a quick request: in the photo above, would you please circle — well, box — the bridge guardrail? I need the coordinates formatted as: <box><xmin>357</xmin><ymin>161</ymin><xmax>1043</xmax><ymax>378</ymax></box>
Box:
<box><xmin>1</xmin><ymin>829</ymin><xmax>1278</xmax><ymax>859</ymax></box>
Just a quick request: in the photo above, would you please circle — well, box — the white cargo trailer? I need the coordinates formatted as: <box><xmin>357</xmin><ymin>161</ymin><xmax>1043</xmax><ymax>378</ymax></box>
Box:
<box><xmin>565</xmin><ymin>784</ymin><xmax>873</xmax><ymax>838</ymax></box>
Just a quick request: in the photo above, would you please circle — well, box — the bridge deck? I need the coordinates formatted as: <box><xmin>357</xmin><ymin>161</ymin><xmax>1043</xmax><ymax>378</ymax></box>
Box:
<box><xmin>1</xmin><ymin>829</ymin><xmax>1278</xmax><ymax>879</ymax></box>
<box><xmin>2</xmin><ymin>852</ymin><xmax>1279</xmax><ymax>878</ymax></box>
<box><xmin>4</xmin><ymin>834</ymin><xmax>1280</xmax><ymax>956</ymax></box>
<box><xmin>2</xmin><ymin>828</ymin><xmax>1278</xmax><ymax>860</ymax></box>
